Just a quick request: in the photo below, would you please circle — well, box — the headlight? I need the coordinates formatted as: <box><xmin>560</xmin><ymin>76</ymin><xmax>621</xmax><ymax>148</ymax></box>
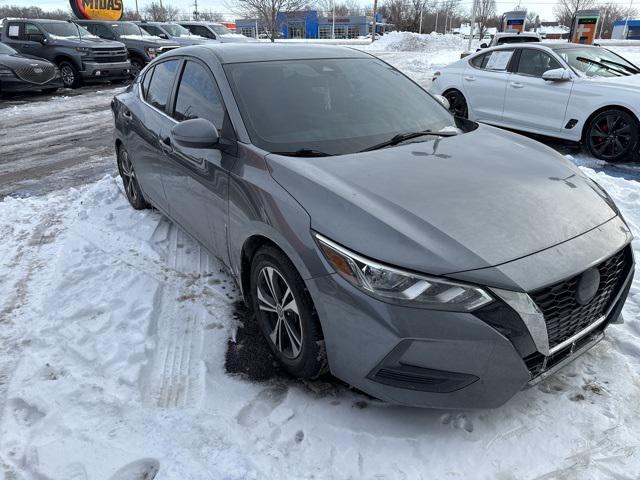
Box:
<box><xmin>0</xmin><ymin>65</ymin><xmax>14</xmax><ymax>76</ymax></box>
<box><xmin>145</xmin><ymin>47</ymin><xmax>158</xmax><ymax>57</ymax></box>
<box><xmin>314</xmin><ymin>233</ymin><xmax>493</xmax><ymax>311</ymax></box>
<box><xmin>75</xmin><ymin>47</ymin><xmax>90</xmax><ymax>54</ymax></box>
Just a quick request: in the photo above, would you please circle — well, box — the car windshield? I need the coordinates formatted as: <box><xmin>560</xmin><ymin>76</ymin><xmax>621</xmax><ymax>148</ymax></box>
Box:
<box><xmin>0</xmin><ymin>42</ymin><xmax>17</xmax><ymax>54</ymax></box>
<box><xmin>555</xmin><ymin>46</ymin><xmax>639</xmax><ymax>77</ymax></box>
<box><xmin>112</xmin><ymin>23</ymin><xmax>151</xmax><ymax>37</ymax></box>
<box><xmin>161</xmin><ymin>24</ymin><xmax>190</xmax><ymax>37</ymax></box>
<box><xmin>211</xmin><ymin>24</ymin><xmax>231</xmax><ymax>35</ymax></box>
<box><xmin>224</xmin><ymin>58</ymin><xmax>459</xmax><ymax>155</ymax></box>
<box><xmin>40</xmin><ymin>22</ymin><xmax>96</xmax><ymax>38</ymax></box>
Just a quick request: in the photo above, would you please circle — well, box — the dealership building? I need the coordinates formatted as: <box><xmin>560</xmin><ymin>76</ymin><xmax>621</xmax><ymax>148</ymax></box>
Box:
<box><xmin>611</xmin><ymin>19</ymin><xmax>640</xmax><ymax>39</ymax></box>
<box><xmin>235</xmin><ymin>11</ymin><xmax>392</xmax><ymax>39</ymax></box>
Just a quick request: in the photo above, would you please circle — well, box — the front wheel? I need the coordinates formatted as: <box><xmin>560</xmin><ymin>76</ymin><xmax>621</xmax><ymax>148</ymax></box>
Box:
<box><xmin>59</xmin><ymin>61</ymin><xmax>81</xmax><ymax>89</ymax></box>
<box><xmin>586</xmin><ymin>109</ymin><xmax>638</xmax><ymax>162</ymax></box>
<box><xmin>444</xmin><ymin>90</ymin><xmax>468</xmax><ymax>119</ymax></box>
<box><xmin>250</xmin><ymin>246</ymin><xmax>326</xmax><ymax>378</ymax></box>
<box><xmin>130</xmin><ymin>59</ymin><xmax>144</xmax><ymax>79</ymax></box>
<box><xmin>117</xmin><ymin>146</ymin><xmax>149</xmax><ymax>210</ymax></box>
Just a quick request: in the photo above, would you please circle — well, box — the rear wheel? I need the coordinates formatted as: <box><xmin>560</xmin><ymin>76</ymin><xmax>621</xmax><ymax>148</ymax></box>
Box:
<box><xmin>130</xmin><ymin>58</ymin><xmax>144</xmax><ymax>79</ymax></box>
<box><xmin>250</xmin><ymin>246</ymin><xmax>326</xmax><ymax>378</ymax></box>
<box><xmin>59</xmin><ymin>61</ymin><xmax>81</xmax><ymax>89</ymax></box>
<box><xmin>586</xmin><ymin>109</ymin><xmax>638</xmax><ymax>162</ymax></box>
<box><xmin>117</xmin><ymin>145</ymin><xmax>149</xmax><ymax>210</ymax></box>
<box><xmin>444</xmin><ymin>89</ymin><xmax>468</xmax><ymax>119</ymax></box>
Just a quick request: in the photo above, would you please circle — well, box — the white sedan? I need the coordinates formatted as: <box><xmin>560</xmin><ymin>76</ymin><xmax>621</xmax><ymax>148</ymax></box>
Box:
<box><xmin>431</xmin><ymin>43</ymin><xmax>640</xmax><ymax>162</ymax></box>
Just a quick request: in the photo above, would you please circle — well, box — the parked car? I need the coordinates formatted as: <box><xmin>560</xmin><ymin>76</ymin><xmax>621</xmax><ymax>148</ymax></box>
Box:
<box><xmin>432</xmin><ymin>43</ymin><xmax>640</xmax><ymax>162</ymax></box>
<box><xmin>0</xmin><ymin>18</ymin><xmax>130</xmax><ymax>88</ymax></box>
<box><xmin>178</xmin><ymin>21</ymin><xmax>257</xmax><ymax>42</ymax></box>
<box><xmin>0</xmin><ymin>41</ymin><xmax>63</xmax><ymax>94</ymax></box>
<box><xmin>135</xmin><ymin>21</ymin><xmax>218</xmax><ymax>46</ymax></box>
<box><xmin>75</xmin><ymin>20</ymin><xmax>180</xmax><ymax>77</ymax></box>
<box><xmin>112</xmin><ymin>44</ymin><xmax>634</xmax><ymax>409</ymax></box>
<box><xmin>481</xmin><ymin>31</ymin><xmax>541</xmax><ymax>49</ymax></box>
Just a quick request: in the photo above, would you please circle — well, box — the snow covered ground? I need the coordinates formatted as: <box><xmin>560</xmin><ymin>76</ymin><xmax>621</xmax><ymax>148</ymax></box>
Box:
<box><xmin>1</xmin><ymin>38</ymin><xmax>640</xmax><ymax>480</ymax></box>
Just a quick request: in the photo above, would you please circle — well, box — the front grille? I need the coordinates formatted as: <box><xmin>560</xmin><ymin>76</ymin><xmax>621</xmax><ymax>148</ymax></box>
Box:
<box><xmin>530</xmin><ymin>246</ymin><xmax>632</xmax><ymax>349</ymax></box>
<box><xmin>13</xmin><ymin>64</ymin><xmax>57</xmax><ymax>84</ymax></box>
<box><xmin>87</xmin><ymin>48</ymin><xmax>128</xmax><ymax>64</ymax></box>
<box><xmin>157</xmin><ymin>46</ymin><xmax>178</xmax><ymax>55</ymax></box>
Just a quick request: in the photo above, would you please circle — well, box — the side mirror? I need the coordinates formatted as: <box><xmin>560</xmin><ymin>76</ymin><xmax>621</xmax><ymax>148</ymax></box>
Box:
<box><xmin>171</xmin><ymin>118</ymin><xmax>219</xmax><ymax>148</ymax></box>
<box><xmin>480</xmin><ymin>43</ymin><xmax>488</xmax><ymax>48</ymax></box>
<box><xmin>542</xmin><ymin>68</ymin><xmax>571</xmax><ymax>82</ymax></box>
<box><xmin>434</xmin><ymin>94</ymin><xmax>450</xmax><ymax>110</ymax></box>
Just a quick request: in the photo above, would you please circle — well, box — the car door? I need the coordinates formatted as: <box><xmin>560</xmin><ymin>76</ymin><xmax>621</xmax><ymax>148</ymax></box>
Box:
<box><xmin>160</xmin><ymin>58</ymin><xmax>235</xmax><ymax>261</ymax></box>
<box><xmin>21</xmin><ymin>23</ymin><xmax>47</xmax><ymax>60</ymax></box>
<box><xmin>126</xmin><ymin>58</ymin><xmax>180</xmax><ymax>212</ymax></box>
<box><xmin>3</xmin><ymin>21</ymin><xmax>26</xmax><ymax>53</ymax></box>
<box><xmin>462</xmin><ymin>49</ymin><xmax>515</xmax><ymax>123</ymax></box>
<box><xmin>502</xmin><ymin>48</ymin><xmax>573</xmax><ymax>135</ymax></box>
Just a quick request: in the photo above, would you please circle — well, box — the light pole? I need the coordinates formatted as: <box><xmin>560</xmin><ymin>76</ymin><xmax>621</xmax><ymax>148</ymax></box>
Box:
<box><xmin>624</xmin><ymin>0</ymin><xmax>634</xmax><ymax>39</ymax></box>
<box><xmin>419</xmin><ymin>4</ymin><xmax>423</xmax><ymax>34</ymax></box>
<box><xmin>371</xmin><ymin>0</ymin><xmax>378</xmax><ymax>41</ymax></box>
<box><xmin>332</xmin><ymin>0</ymin><xmax>335</xmax><ymax>39</ymax></box>
<box><xmin>467</xmin><ymin>0</ymin><xmax>476</xmax><ymax>51</ymax></box>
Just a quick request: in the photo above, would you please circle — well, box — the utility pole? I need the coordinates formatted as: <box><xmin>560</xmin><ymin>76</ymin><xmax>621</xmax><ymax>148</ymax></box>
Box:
<box><xmin>467</xmin><ymin>0</ymin><xmax>476</xmax><ymax>51</ymax></box>
<box><xmin>419</xmin><ymin>4</ymin><xmax>423</xmax><ymax>34</ymax></box>
<box><xmin>332</xmin><ymin>0</ymin><xmax>335</xmax><ymax>39</ymax></box>
<box><xmin>435</xmin><ymin>8</ymin><xmax>439</xmax><ymax>33</ymax></box>
<box><xmin>135</xmin><ymin>0</ymin><xmax>139</xmax><ymax>17</ymax></box>
<box><xmin>624</xmin><ymin>0</ymin><xmax>634</xmax><ymax>39</ymax></box>
<box><xmin>371</xmin><ymin>0</ymin><xmax>377</xmax><ymax>41</ymax></box>
<box><xmin>159</xmin><ymin>0</ymin><xmax>164</xmax><ymax>21</ymax></box>
<box><xmin>193</xmin><ymin>0</ymin><xmax>199</xmax><ymax>20</ymax></box>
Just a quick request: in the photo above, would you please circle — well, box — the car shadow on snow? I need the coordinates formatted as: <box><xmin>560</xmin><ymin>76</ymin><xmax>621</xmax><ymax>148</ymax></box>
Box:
<box><xmin>225</xmin><ymin>300</ymin><xmax>375</xmax><ymax>408</ymax></box>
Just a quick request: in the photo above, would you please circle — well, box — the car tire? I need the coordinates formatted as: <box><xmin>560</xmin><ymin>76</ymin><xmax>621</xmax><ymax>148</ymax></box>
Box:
<box><xmin>59</xmin><ymin>61</ymin><xmax>81</xmax><ymax>89</ymax></box>
<box><xmin>586</xmin><ymin>109</ymin><xmax>638</xmax><ymax>162</ymax></box>
<box><xmin>130</xmin><ymin>59</ymin><xmax>144</xmax><ymax>79</ymax></box>
<box><xmin>443</xmin><ymin>89</ymin><xmax>468</xmax><ymax>119</ymax></box>
<box><xmin>117</xmin><ymin>145</ymin><xmax>149</xmax><ymax>210</ymax></box>
<box><xmin>250</xmin><ymin>245</ymin><xmax>327</xmax><ymax>379</ymax></box>
<box><xmin>41</xmin><ymin>87</ymin><xmax>58</xmax><ymax>94</ymax></box>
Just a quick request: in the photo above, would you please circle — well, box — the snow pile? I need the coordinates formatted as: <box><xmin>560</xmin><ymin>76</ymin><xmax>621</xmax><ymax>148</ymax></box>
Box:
<box><xmin>364</xmin><ymin>31</ymin><xmax>467</xmax><ymax>53</ymax></box>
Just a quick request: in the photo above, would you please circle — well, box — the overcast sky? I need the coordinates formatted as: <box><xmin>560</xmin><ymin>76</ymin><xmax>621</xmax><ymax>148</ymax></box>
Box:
<box><xmin>5</xmin><ymin>0</ymin><xmax>635</xmax><ymax>23</ymax></box>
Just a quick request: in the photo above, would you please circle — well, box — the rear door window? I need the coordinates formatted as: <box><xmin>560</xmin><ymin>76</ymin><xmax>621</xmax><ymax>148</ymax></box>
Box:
<box><xmin>145</xmin><ymin>59</ymin><xmax>180</xmax><ymax>113</ymax></box>
<box><xmin>471</xmin><ymin>50</ymin><xmax>514</xmax><ymax>71</ymax></box>
<box><xmin>141</xmin><ymin>66</ymin><xmax>154</xmax><ymax>99</ymax></box>
<box><xmin>7</xmin><ymin>22</ymin><xmax>22</xmax><ymax>39</ymax></box>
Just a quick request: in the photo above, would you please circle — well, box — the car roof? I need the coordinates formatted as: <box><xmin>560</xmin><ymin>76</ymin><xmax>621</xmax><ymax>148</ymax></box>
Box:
<box><xmin>4</xmin><ymin>18</ymin><xmax>70</xmax><ymax>24</ymax></box>
<box><xmin>173</xmin><ymin>43</ymin><xmax>372</xmax><ymax>64</ymax></box>
<box><xmin>75</xmin><ymin>20</ymin><xmax>135</xmax><ymax>24</ymax></box>
<box><xmin>179</xmin><ymin>21</ymin><xmax>222</xmax><ymax>26</ymax></box>
<box><xmin>495</xmin><ymin>32</ymin><xmax>539</xmax><ymax>37</ymax></box>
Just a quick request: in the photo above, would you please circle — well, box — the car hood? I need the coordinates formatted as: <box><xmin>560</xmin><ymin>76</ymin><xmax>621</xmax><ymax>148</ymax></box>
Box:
<box><xmin>581</xmin><ymin>73</ymin><xmax>640</xmax><ymax>90</ymax></box>
<box><xmin>0</xmin><ymin>53</ymin><xmax>54</xmax><ymax>69</ymax></box>
<box><xmin>119</xmin><ymin>36</ymin><xmax>179</xmax><ymax>47</ymax></box>
<box><xmin>267</xmin><ymin>125</ymin><xmax>617</xmax><ymax>275</ymax></box>
<box><xmin>48</xmin><ymin>36</ymin><xmax>125</xmax><ymax>49</ymax></box>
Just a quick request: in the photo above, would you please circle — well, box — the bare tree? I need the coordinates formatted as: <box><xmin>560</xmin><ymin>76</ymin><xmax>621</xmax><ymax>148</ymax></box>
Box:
<box><xmin>0</xmin><ymin>4</ymin><xmax>71</xmax><ymax>19</ymax></box>
<box><xmin>121</xmin><ymin>8</ymin><xmax>143</xmax><ymax>20</ymax></box>
<box><xmin>596</xmin><ymin>1</ymin><xmax>637</xmax><ymax>38</ymax></box>
<box><xmin>143</xmin><ymin>1</ymin><xmax>180</xmax><ymax>21</ymax></box>
<box><xmin>525</xmin><ymin>10</ymin><xmax>540</xmax><ymax>30</ymax></box>
<box><xmin>227</xmin><ymin>0</ymin><xmax>311</xmax><ymax>42</ymax></box>
<box><xmin>553</xmin><ymin>0</ymin><xmax>595</xmax><ymax>27</ymax></box>
<box><xmin>475</xmin><ymin>0</ymin><xmax>496</xmax><ymax>37</ymax></box>
<box><xmin>199</xmin><ymin>9</ymin><xmax>225</xmax><ymax>21</ymax></box>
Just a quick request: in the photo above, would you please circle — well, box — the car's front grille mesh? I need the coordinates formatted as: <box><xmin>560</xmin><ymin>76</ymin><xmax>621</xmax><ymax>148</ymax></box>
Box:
<box><xmin>88</xmin><ymin>48</ymin><xmax>129</xmax><ymax>64</ymax></box>
<box><xmin>13</xmin><ymin>64</ymin><xmax>57</xmax><ymax>84</ymax></box>
<box><xmin>530</xmin><ymin>246</ymin><xmax>632</xmax><ymax>349</ymax></box>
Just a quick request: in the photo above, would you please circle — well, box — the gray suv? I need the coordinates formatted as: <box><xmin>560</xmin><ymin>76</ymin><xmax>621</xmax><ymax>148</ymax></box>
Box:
<box><xmin>0</xmin><ymin>18</ymin><xmax>130</xmax><ymax>88</ymax></box>
<box><xmin>178</xmin><ymin>21</ymin><xmax>257</xmax><ymax>42</ymax></box>
<box><xmin>135</xmin><ymin>21</ymin><xmax>218</xmax><ymax>46</ymax></box>
<box><xmin>75</xmin><ymin>20</ymin><xmax>179</xmax><ymax>77</ymax></box>
<box><xmin>111</xmin><ymin>44</ymin><xmax>634</xmax><ymax>409</ymax></box>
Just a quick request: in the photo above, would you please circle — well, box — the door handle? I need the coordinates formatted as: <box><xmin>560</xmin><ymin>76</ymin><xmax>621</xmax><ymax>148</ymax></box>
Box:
<box><xmin>510</xmin><ymin>82</ymin><xmax>524</xmax><ymax>88</ymax></box>
<box><xmin>463</xmin><ymin>75</ymin><xmax>476</xmax><ymax>82</ymax></box>
<box><xmin>159</xmin><ymin>136</ymin><xmax>173</xmax><ymax>153</ymax></box>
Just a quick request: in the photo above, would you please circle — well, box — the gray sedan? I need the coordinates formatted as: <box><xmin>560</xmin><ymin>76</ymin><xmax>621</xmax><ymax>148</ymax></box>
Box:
<box><xmin>111</xmin><ymin>44</ymin><xmax>634</xmax><ymax>408</ymax></box>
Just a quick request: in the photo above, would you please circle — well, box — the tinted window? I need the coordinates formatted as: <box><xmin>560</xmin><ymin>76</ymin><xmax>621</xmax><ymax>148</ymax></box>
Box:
<box><xmin>142</xmin><ymin>25</ymin><xmax>163</xmax><ymax>36</ymax></box>
<box><xmin>497</xmin><ymin>36</ymin><xmax>540</xmax><ymax>45</ymax></box>
<box><xmin>145</xmin><ymin>60</ymin><xmax>179</xmax><ymax>112</ymax></box>
<box><xmin>7</xmin><ymin>22</ymin><xmax>21</xmax><ymax>39</ymax></box>
<box><xmin>188</xmin><ymin>25</ymin><xmax>215</xmax><ymax>38</ymax></box>
<box><xmin>516</xmin><ymin>49</ymin><xmax>562</xmax><ymax>77</ymax></box>
<box><xmin>173</xmin><ymin>61</ymin><xmax>225</xmax><ymax>126</ymax></box>
<box><xmin>141</xmin><ymin>66</ymin><xmax>154</xmax><ymax>98</ymax></box>
<box><xmin>225</xmin><ymin>58</ymin><xmax>459</xmax><ymax>155</ymax></box>
<box><xmin>25</xmin><ymin>23</ymin><xmax>40</xmax><ymax>35</ymax></box>
<box><xmin>94</xmin><ymin>24</ymin><xmax>115</xmax><ymax>39</ymax></box>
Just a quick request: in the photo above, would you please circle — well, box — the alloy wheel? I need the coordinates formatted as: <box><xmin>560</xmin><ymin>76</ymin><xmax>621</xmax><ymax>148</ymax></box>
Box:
<box><xmin>256</xmin><ymin>266</ymin><xmax>303</xmax><ymax>359</ymax></box>
<box><xmin>61</xmin><ymin>65</ymin><xmax>75</xmax><ymax>88</ymax></box>
<box><xmin>119</xmin><ymin>150</ymin><xmax>138</xmax><ymax>203</ymax></box>
<box><xmin>588</xmin><ymin>112</ymin><xmax>634</xmax><ymax>161</ymax></box>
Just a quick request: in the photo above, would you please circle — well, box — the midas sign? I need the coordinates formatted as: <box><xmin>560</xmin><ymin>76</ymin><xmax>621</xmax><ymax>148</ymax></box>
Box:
<box><xmin>70</xmin><ymin>0</ymin><xmax>123</xmax><ymax>21</ymax></box>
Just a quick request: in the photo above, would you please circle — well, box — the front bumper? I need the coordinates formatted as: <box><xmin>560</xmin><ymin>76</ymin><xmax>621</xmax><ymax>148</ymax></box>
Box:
<box><xmin>0</xmin><ymin>75</ymin><xmax>64</xmax><ymax>93</ymax></box>
<box><xmin>81</xmin><ymin>61</ymin><xmax>132</xmax><ymax>80</ymax></box>
<box><xmin>307</xmin><ymin>223</ymin><xmax>634</xmax><ymax>409</ymax></box>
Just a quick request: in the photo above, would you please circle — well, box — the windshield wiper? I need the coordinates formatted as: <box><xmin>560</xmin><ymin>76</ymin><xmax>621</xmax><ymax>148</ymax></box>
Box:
<box><xmin>272</xmin><ymin>148</ymin><xmax>334</xmax><ymax>157</ymax></box>
<box><xmin>599</xmin><ymin>57</ymin><xmax>640</xmax><ymax>74</ymax></box>
<box><xmin>576</xmin><ymin>56</ymin><xmax>628</xmax><ymax>76</ymax></box>
<box><xmin>360</xmin><ymin>130</ymin><xmax>458</xmax><ymax>152</ymax></box>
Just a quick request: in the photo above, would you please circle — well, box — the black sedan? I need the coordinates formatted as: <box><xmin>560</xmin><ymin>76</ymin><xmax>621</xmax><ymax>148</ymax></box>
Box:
<box><xmin>0</xmin><ymin>42</ymin><xmax>63</xmax><ymax>95</ymax></box>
